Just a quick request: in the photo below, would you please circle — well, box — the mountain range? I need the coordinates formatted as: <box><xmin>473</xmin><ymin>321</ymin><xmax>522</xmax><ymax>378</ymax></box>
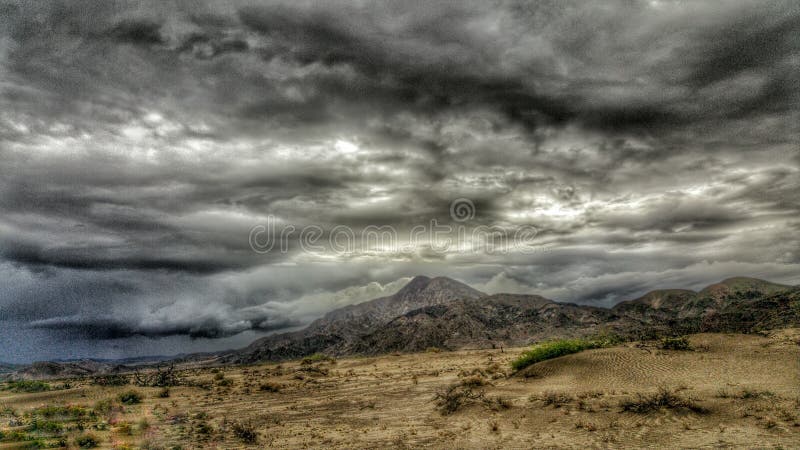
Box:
<box><xmin>5</xmin><ymin>275</ymin><xmax>799</xmax><ymax>378</ymax></box>
<box><xmin>223</xmin><ymin>275</ymin><xmax>800</xmax><ymax>364</ymax></box>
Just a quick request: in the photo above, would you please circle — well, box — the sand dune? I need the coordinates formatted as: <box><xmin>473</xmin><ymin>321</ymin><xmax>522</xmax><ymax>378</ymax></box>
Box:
<box><xmin>1</xmin><ymin>330</ymin><xmax>798</xmax><ymax>448</ymax></box>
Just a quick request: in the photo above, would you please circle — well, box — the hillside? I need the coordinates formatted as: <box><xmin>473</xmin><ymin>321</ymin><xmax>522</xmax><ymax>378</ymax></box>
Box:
<box><xmin>229</xmin><ymin>275</ymin><xmax>798</xmax><ymax>363</ymax></box>
<box><xmin>225</xmin><ymin>276</ymin><xmax>484</xmax><ymax>363</ymax></box>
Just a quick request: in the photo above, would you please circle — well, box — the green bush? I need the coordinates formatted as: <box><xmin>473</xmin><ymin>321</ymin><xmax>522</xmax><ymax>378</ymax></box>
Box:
<box><xmin>4</xmin><ymin>380</ymin><xmax>51</xmax><ymax>393</ymax></box>
<box><xmin>216</xmin><ymin>377</ymin><xmax>233</xmax><ymax>387</ymax></box>
<box><xmin>660</xmin><ymin>336</ymin><xmax>692</xmax><ymax>351</ymax></box>
<box><xmin>118</xmin><ymin>390</ymin><xmax>142</xmax><ymax>405</ymax></box>
<box><xmin>0</xmin><ymin>430</ymin><xmax>30</xmax><ymax>442</ymax></box>
<box><xmin>27</xmin><ymin>418</ymin><xmax>64</xmax><ymax>433</ymax></box>
<box><xmin>75</xmin><ymin>433</ymin><xmax>100</xmax><ymax>448</ymax></box>
<box><xmin>21</xmin><ymin>438</ymin><xmax>48</xmax><ymax>449</ymax></box>
<box><xmin>511</xmin><ymin>338</ymin><xmax>606</xmax><ymax>371</ymax></box>
<box><xmin>32</xmin><ymin>404</ymin><xmax>88</xmax><ymax>419</ymax></box>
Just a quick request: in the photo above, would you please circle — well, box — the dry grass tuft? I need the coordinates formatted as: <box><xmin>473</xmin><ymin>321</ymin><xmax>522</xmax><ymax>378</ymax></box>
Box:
<box><xmin>433</xmin><ymin>375</ymin><xmax>494</xmax><ymax>415</ymax></box>
<box><xmin>231</xmin><ymin>420</ymin><xmax>259</xmax><ymax>444</ymax></box>
<box><xmin>531</xmin><ymin>391</ymin><xmax>574</xmax><ymax>408</ymax></box>
<box><xmin>259</xmin><ymin>381</ymin><xmax>282</xmax><ymax>392</ymax></box>
<box><xmin>619</xmin><ymin>387</ymin><xmax>708</xmax><ymax>414</ymax></box>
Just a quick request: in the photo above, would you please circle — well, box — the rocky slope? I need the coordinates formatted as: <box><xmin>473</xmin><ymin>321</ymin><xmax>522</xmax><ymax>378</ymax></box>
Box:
<box><xmin>225</xmin><ymin>276</ymin><xmax>484</xmax><ymax>363</ymax></box>
<box><xmin>612</xmin><ymin>277</ymin><xmax>798</xmax><ymax>333</ymax></box>
<box><xmin>349</xmin><ymin>294</ymin><xmax>622</xmax><ymax>354</ymax></box>
<box><xmin>229</xmin><ymin>275</ymin><xmax>798</xmax><ymax>362</ymax></box>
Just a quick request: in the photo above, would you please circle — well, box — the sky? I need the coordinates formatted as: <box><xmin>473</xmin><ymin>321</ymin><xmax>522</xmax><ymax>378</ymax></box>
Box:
<box><xmin>1</xmin><ymin>0</ymin><xmax>799</xmax><ymax>363</ymax></box>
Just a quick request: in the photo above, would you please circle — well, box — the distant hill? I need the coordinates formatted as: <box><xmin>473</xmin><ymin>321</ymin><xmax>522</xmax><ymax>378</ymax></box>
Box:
<box><xmin>0</xmin><ymin>362</ymin><xmax>21</xmax><ymax>374</ymax></box>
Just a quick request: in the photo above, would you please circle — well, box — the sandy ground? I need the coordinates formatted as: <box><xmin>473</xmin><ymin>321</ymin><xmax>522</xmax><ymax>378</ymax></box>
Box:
<box><xmin>1</xmin><ymin>330</ymin><xmax>799</xmax><ymax>449</ymax></box>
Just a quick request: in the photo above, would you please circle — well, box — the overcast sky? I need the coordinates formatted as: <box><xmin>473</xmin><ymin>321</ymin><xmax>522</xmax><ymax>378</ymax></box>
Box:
<box><xmin>1</xmin><ymin>0</ymin><xmax>799</xmax><ymax>363</ymax></box>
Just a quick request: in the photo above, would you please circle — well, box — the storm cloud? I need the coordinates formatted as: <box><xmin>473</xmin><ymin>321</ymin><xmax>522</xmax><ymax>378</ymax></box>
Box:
<box><xmin>1</xmin><ymin>0</ymin><xmax>798</xmax><ymax>362</ymax></box>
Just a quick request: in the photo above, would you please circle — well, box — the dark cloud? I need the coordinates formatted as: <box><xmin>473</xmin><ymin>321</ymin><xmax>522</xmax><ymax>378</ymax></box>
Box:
<box><xmin>29</xmin><ymin>313</ymin><xmax>298</xmax><ymax>340</ymax></box>
<box><xmin>106</xmin><ymin>19</ymin><xmax>165</xmax><ymax>46</ymax></box>
<box><xmin>0</xmin><ymin>0</ymin><xmax>798</xmax><ymax>361</ymax></box>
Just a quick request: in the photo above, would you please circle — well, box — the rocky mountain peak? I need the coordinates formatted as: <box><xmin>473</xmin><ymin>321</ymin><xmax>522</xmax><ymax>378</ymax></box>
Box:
<box><xmin>392</xmin><ymin>276</ymin><xmax>484</xmax><ymax>303</ymax></box>
<box><xmin>393</xmin><ymin>275</ymin><xmax>433</xmax><ymax>297</ymax></box>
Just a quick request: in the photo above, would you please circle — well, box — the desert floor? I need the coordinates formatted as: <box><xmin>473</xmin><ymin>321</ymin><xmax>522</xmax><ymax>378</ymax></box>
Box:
<box><xmin>1</xmin><ymin>330</ymin><xmax>799</xmax><ymax>449</ymax></box>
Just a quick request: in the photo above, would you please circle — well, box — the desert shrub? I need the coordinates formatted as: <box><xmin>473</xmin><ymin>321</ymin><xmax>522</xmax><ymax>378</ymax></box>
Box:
<box><xmin>195</xmin><ymin>421</ymin><xmax>213</xmax><ymax>435</ymax></box>
<box><xmin>434</xmin><ymin>383</ymin><xmax>485</xmax><ymax>415</ymax></box>
<box><xmin>577</xmin><ymin>390</ymin><xmax>605</xmax><ymax>399</ymax></box>
<box><xmin>485</xmin><ymin>362</ymin><xmax>506</xmax><ymax>379</ymax></box>
<box><xmin>27</xmin><ymin>418</ymin><xmax>64</xmax><ymax>433</ymax></box>
<box><xmin>738</xmin><ymin>388</ymin><xmax>775</xmax><ymax>399</ymax></box>
<box><xmin>192</xmin><ymin>379</ymin><xmax>213</xmax><ymax>390</ymax></box>
<box><xmin>660</xmin><ymin>336</ymin><xmax>692</xmax><ymax>351</ymax></box>
<box><xmin>216</xmin><ymin>377</ymin><xmax>234</xmax><ymax>387</ymax></box>
<box><xmin>716</xmin><ymin>388</ymin><xmax>732</xmax><ymax>398</ymax></box>
<box><xmin>134</xmin><ymin>364</ymin><xmax>183</xmax><ymax>387</ymax></box>
<box><xmin>118</xmin><ymin>390</ymin><xmax>143</xmax><ymax>405</ymax></box>
<box><xmin>75</xmin><ymin>433</ymin><xmax>100</xmax><ymax>448</ymax></box>
<box><xmin>259</xmin><ymin>382</ymin><xmax>281</xmax><ymax>392</ymax></box>
<box><xmin>486</xmin><ymin>396</ymin><xmax>512</xmax><ymax>411</ymax></box>
<box><xmin>295</xmin><ymin>365</ymin><xmax>329</xmax><ymax>376</ymax></box>
<box><xmin>511</xmin><ymin>338</ymin><xmax>606</xmax><ymax>371</ymax></box>
<box><xmin>117</xmin><ymin>421</ymin><xmax>133</xmax><ymax>435</ymax></box>
<box><xmin>301</xmin><ymin>353</ymin><xmax>335</xmax><ymax>365</ymax></box>
<box><xmin>92</xmin><ymin>374</ymin><xmax>129</xmax><ymax>386</ymax></box>
<box><xmin>23</xmin><ymin>438</ymin><xmax>49</xmax><ymax>449</ymax></box>
<box><xmin>717</xmin><ymin>388</ymin><xmax>774</xmax><ymax>400</ymax></box>
<box><xmin>0</xmin><ymin>430</ymin><xmax>30</xmax><ymax>442</ymax></box>
<box><xmin>760</xmin><ymin>417</ymin><xmax>778</xmax><ymax>429</ymax></box>
<box><xmin>231</xmin><ymin>420</ymin><xmax>258</xmax><ymax>444</ymax></box>
<box><xmin>460</xmin><ymin>375</ymin><xmax>489</xmax><ymax>388</ymax></box>
<box><xmin>213</xmin><ymin>372</ymin><xmax>225</xmax><ymax>380</ymax></box>
<box><xmin>433</xmin><ymin>376</ymin><xmax>491</xmax><ymax>415</ymax></box>
<box><xmin>619</xmin><ymin>387</ymin><xmax>707</xmax><ymax>414</ymax></box>
<box><xmin>4</xmin><ymin>380</ymin><xmax>51</xmax><ymax>393</ymax></box>
<box><xmin>531</xmin><ymin>391</ymin><xmax>574</xmax><ymax>408</ymax></box>
<box><xmin>158</xmin><ymin>387</ymin><xmax>171</xmax><ymax>398</ymax></box>
<box><xmin>0</xmin><ymin>434</ymin><xmax>48</xmax><ymax>449</ymax></box>
<box><xmin>93</xmin><ymin>399</ymin><xmax>115</xmax><ymax>415</ymax></box>
<box><xmin>32</xmin><ymin>404</ymin><xmax>88</xmax><ymax>419</ymax></box>
<box><xmin>425</xmin><ymin>347</ymin><xmax>442</xmax><ymax>353</ymax></box>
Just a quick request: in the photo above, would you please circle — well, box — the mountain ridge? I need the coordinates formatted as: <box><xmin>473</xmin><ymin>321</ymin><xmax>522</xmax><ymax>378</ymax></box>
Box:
<box><xmin>225</xmin><ymin>275</ymin><xmax>797</xmax><ymax>363</ymax></box>
<box><xmin>227</xmin><ymin>275</ymin><xmax>485</xmax><ymax>363</ymax></box>
<box><xmin>5</xmin><ymin>275</ymin><xmax>798</xmax><ymax>378</ymax></box>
